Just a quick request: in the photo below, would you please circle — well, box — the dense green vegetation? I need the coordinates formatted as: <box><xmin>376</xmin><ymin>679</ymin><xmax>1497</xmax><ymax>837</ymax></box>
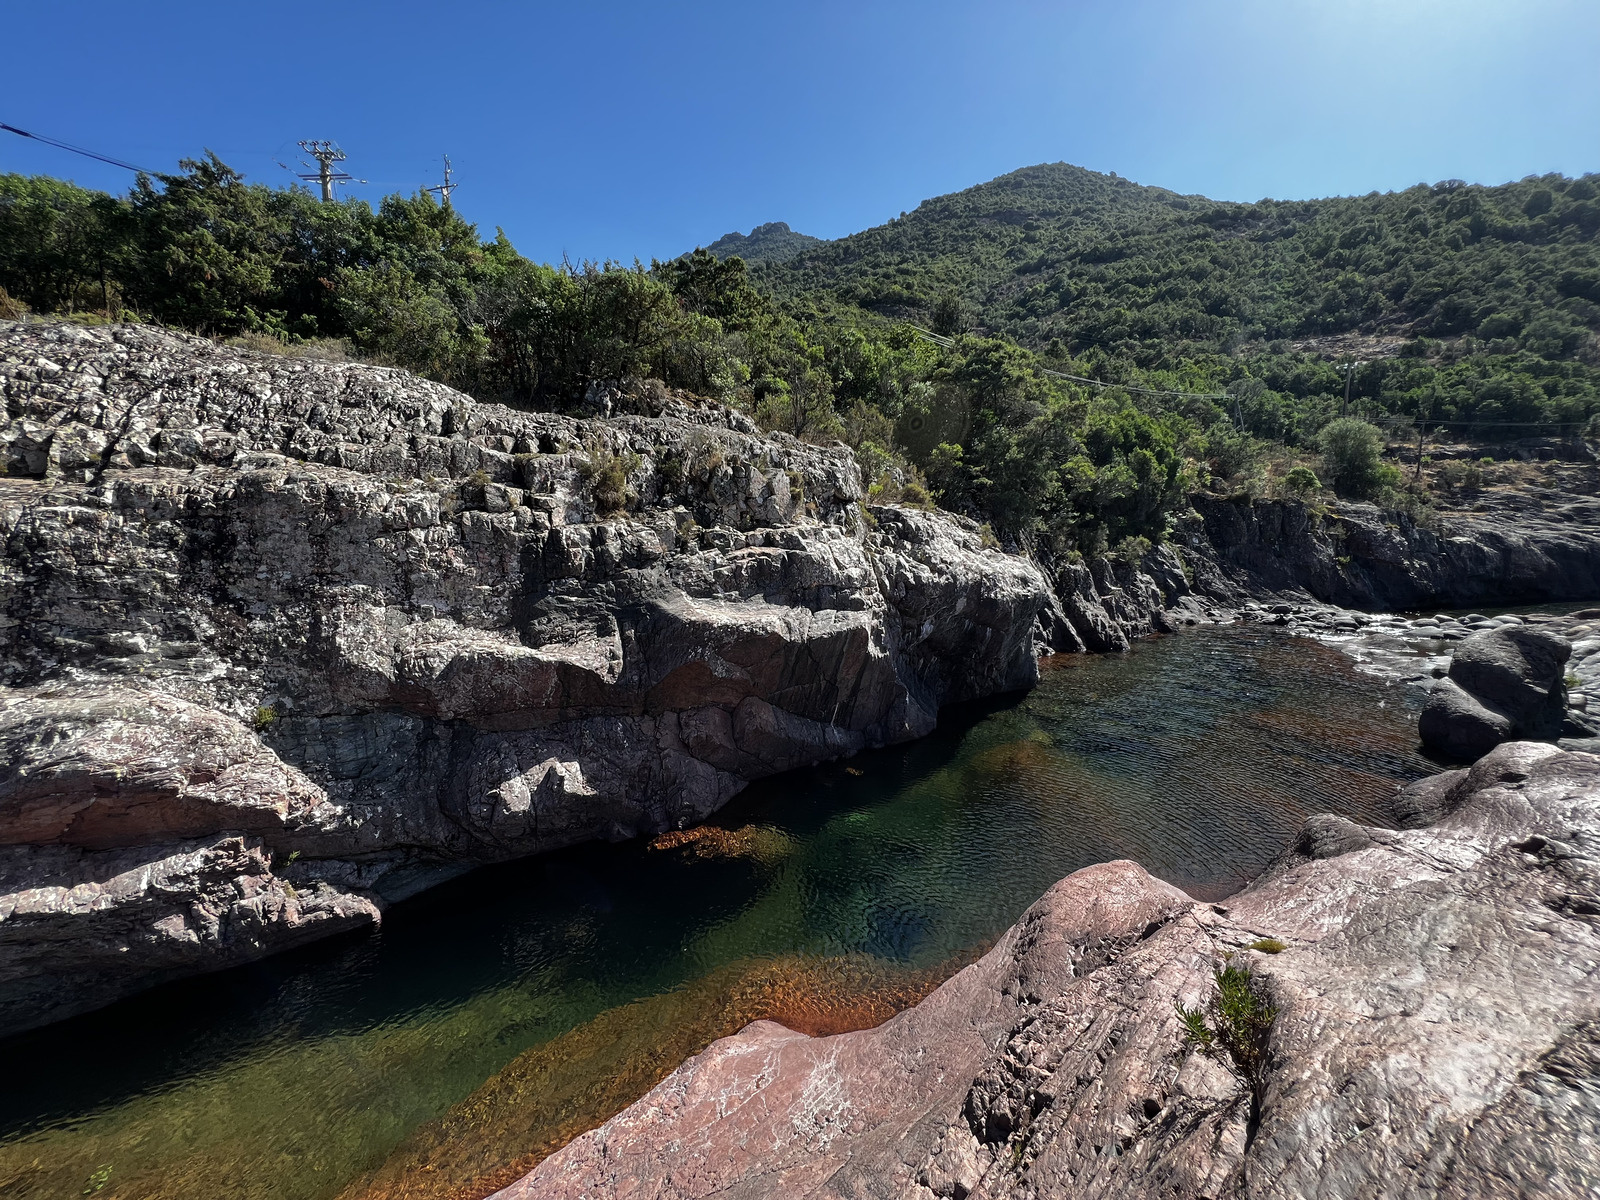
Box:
<box><xmin>703</xmin><ymin>221</ymin><xmax>822</xmax><ymax>265</ymax></box>
<box><xmin>757</xmin><ymin>163</ymin><xmax>1600</xmax><ymax>436</ymax></box>
<box><xmin>3</xmin><ymin>156</ymin><xmax>1597</xmax><ymax>558</ymax></box>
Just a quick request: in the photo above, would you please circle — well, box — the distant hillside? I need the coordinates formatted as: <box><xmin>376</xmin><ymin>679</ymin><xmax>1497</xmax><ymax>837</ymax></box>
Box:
<box><xmin>756</xmin><ymin>161</ymin><xmax>1600</xmax><ymax>364</ymax></box>
<box><xmin>702</xmin><ymin>221</ymin><xmax>824</xmax><ymax>264</ymax></box>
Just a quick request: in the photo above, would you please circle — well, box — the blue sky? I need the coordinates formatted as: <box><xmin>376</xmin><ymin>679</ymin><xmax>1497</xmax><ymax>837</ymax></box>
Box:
<box><xmin>4</xmin><ymin>1</ymin><xmax>1597</xmax><ymax>264</ymax></box>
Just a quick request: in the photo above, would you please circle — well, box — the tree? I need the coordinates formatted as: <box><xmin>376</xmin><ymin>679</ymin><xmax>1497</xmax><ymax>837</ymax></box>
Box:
<box><xmin>1317</xmin><ymin>418</ymin><xmax>1393</xmax><ymax>498</ymax></box>
<box><xmin>125</xmin><ymin>153</ymin><xmax>287</xmax><ymax>333</ymax></box>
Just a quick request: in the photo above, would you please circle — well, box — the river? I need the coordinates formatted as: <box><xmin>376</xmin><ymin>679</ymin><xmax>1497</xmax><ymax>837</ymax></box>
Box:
<box><xmin>0</xmin><ymin>626</ymin><xmax>1433</xmax><ymax>1200</ymax></box>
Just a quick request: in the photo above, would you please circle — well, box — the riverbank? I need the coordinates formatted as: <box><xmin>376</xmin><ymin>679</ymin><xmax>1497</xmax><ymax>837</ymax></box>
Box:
<box><xmin>2</xmin><ymin>317</ymin><xmax>1598</xmax><ymax>1037</ymax></box>
<box><xmin>501</xmin><ymin>738</ymin><xmax>1600</xmax><ymax>1199</ymax></box>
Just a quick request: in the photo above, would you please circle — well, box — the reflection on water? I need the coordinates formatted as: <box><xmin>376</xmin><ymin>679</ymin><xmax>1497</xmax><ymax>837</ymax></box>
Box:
<box><xmin>0</xmin><ymin>628</ymin><xmax>1430</xmax><ymax>1200</ymax></box>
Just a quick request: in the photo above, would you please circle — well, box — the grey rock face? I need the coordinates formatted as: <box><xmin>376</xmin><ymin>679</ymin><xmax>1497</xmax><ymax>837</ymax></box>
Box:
<box><xmin>1421</xmin><ymin>625</ymin><xmax>1574</xmax><ymax>761</ymax></box>
<box><xmin>0</xmin><ymin>321</ymin><xmax>1054</xmax><ymax>1033</ymax></box>
<box><xmin>1188</xmin><ymin>491</ymin><xmax>1600</xmax><ymax>611</ymax></box>
<box><xmin>505</xmin><ymin>741</ymin><xmax>1600</xmax><ymax>1200</ymax></box>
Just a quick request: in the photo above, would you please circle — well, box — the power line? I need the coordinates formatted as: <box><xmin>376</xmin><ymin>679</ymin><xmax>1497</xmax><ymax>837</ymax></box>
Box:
<box><xmin>0</xmin><ymin>121</ymin><xmax>156</xmax><ymax>174</ymax></box>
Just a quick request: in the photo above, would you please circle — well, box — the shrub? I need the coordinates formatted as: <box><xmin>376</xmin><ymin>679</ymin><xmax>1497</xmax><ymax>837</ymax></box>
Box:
<box><xmin>1176</xmin><ymin>962</ymin><xmax>1279</xmax><ymax>1082</ymax></box>
<box><xmin>1434</xmin><ymin>459</ymin><xmax>1483</xmax><ymax>493</ymax></box>
<box><xmin>252</xmin><ymin>705</ymin><xmax>277</xmax><ymax>732</ymax></box>
<box><xmin>1112</xmin><ymin>534</ymin><xmax>1153</xmax><ymax>563</ymax></box>
<box><xmin>1318</xmin><ymin>418</ymin><xmax>1395</xmax><ymax>499</ymax></box>
<box><xmin>1199</xmin><ymin>423</ymin><xmax>1263</xmax><ymax>483</ymax></box>
<box><xmin>578</xmin><ymin>449</ymin><xmax>638</xmax><ymax>516</ymax></box>
<box><xmin>1283</xmin><ymin>465</ymin><xmax>1321</xmax><ymax>496</ymax></box>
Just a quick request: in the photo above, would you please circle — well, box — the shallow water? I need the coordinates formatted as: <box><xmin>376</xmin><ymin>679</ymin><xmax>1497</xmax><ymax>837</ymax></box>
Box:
<box><xmin>0</xmin><ymin>627</ymin><xmax>1432</xmax><ymax>1200</ymax></box>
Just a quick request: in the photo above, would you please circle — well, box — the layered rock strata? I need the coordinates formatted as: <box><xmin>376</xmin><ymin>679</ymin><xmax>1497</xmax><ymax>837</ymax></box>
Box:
<box><xmin>0</xmin><ymin>322</ymin><xmax>1053</xmax><ymax>1033</ymax></box>
<box><xmin>504</xmin><ymin>740</ymin><xmax>1600</xmax><ymax>1200</ymax></box>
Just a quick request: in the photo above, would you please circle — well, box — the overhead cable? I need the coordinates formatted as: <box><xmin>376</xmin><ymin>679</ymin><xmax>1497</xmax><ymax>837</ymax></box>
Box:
<box><xmin>0</xmin><ymin>121</ymin><xmax>156</xmax><ymax>174</ymax></box>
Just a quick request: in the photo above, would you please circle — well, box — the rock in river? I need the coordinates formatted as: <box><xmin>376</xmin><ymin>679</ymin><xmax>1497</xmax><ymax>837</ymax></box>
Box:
<box><xmin>1420</xmin><ymin>623</ymin><xmax>1591</xmax><ymax>761</ymax></box>
<box><xmin>0</xmin><ymin>321</ymin><xmax>1055</xmax><ymax>1034</ymax></box>
<box><xmin>501</xmin><ymin>741</ymin><xmax>1600</xmax><ymax>1200</ymax></box>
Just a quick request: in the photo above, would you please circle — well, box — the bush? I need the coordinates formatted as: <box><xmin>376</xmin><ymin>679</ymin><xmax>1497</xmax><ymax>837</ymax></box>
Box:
<box><xmin>1434</xmin><ymin>459</ymin><xmax>1483</xmax><ymax>493</ymax></box>
<box><xmin>1318</xmin><ymin>418</ymin><xmax>1395</xmax><ymax>499</ymax></box>
<box><xmin>1199</xmin><ymin>423</ymin><xmax>1263</xmax><ymax>483</ymax></box>
<box><xmin>578</xmin><ymin>448</ymin><xmax>638</xmax><ymax>516</ymax></box>
<box><xmin>1176</xmin><ymin>962</ymin><xmax>1279</xmax><ymax>1082</ymax></box>
<box><xmin>1283</xmin><ymin>465</ymin><xmax>1321</xmax><ymax>496</ymax></box>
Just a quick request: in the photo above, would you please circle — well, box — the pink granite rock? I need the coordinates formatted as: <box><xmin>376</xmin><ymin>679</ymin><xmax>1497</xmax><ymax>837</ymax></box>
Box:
<box><xmin>501</xmin><ymin>742</ymin><xmax>1600</xmax><ymax>1200</ymax></box>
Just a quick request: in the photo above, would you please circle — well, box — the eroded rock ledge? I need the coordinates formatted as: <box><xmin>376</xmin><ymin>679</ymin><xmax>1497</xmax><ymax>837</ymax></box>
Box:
<box><xmin>0</xmin><ymin>322</ymin><xmax>1052</xmax><ymax>1033</ymax></box>
<box><xmin>502</xmin><ymin>741</ymin><xmax>1600</xmax><ymax>1200</ymax></box>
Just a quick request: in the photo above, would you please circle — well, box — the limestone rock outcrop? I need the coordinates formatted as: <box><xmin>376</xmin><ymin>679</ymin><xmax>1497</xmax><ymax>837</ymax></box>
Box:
<box><xmin>502</xmin><ymin>741</ymin><xmax>1600</xmax><ymax>1200</ymax></box>
<box><xmin>0</xmin><ymin>321</ymin><xmax>1054</xmax><ymax>1033</ymax></box>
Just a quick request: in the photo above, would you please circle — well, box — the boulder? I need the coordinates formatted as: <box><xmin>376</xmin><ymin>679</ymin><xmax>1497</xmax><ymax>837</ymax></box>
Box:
<box><xmin>1418</xmin><ymin>677</ymin><xmax>1515</xmax><ymax>762</ymax></box>
<box><xmin>1420</xmin><ymin>625</ymin><xmax>1573</xmax><ymax>761</ymax></box>
<box><xmin>502</xmin><ymin>743</ymin><xmax>1600</xmax><ymax>1200</ymax></box>
<box><xmin>1448</xmin><ymin>624</ymin><xmax>1571</xmax><ymax>737</ymax></box>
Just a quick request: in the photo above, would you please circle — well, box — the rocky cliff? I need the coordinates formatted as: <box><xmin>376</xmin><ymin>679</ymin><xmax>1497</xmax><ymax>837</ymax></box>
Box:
<box><xmin>502</xmin><ymin>740</ymin><xmax>1600</xmax><ymax>1200</ymax></box>
<box><xmin>0</xmin><ymin>322</ymin><xmax>1053</xmax><ymax>1034</ymax></box>
<box><xmin>3</xmin><ymin>319</ymin><xmax>1598</xmax><ymax>1038</ymax></box>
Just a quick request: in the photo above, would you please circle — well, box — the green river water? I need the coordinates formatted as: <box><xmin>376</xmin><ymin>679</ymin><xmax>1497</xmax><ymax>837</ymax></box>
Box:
<box><xmin>0</xmin><ymin>626</ymin><xmax>1434</xmax><ymax>1200</ymax></box>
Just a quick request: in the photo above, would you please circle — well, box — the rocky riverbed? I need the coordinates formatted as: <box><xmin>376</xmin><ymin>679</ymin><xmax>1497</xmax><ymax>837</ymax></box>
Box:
<box><xmin>3</xmin><ymin>318</ymin><xmax>1600</xmax><ymax>1039</ymax></box>
<box><xmin>500</xmin><ymin>739</ymin><xmax>1600</xmax><ymax>1200</ymax></box>
<box><xmin>0</xmin><ymin>322</ymin><xmax>1053</xmax><ymax>1034</ymax></box>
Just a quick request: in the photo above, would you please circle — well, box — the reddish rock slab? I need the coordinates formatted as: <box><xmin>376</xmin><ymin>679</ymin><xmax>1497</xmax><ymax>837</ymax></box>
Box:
<box><xmin>499</xmin><ymin>742</ymin><xmax>1600</xmax><ymax>1200</ymax></box>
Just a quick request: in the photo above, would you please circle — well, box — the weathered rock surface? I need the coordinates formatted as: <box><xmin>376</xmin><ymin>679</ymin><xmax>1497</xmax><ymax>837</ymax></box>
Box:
<box><xmin>503</xmin><ymin>741</ymin><xmax>1600</xmax><ymax>1200</ymax></box>
<box><xmin>1018</xmin><ymin>483</ymin><xmax>1600</xmax><ymax>658</ymax></box>
<box><xmin>0</xmin><ymin>321</ymin><xmax>1054</xmax><ymax>1033</ymax></box>
<box><xmin>1417</xmin><ymin>622</ymin><xmax>1599</xmax><ymax>762</ymax></box>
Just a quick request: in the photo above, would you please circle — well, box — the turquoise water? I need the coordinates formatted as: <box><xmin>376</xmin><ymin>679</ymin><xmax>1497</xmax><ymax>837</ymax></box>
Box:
<box><xmin>0</xmin><ymin>627</ymin><xmax>1431</xmax><ymax>1200</ymax></box>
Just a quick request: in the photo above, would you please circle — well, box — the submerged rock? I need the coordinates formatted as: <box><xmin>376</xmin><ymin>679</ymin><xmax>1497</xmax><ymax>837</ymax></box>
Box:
<box><xmin>503</xmin><ymin>742</ymin><xmax>1600</xmax><ymax>1200</ymax></box>
<box><xmin>0</xmin><ymin>322</ymin><xmax>1054</xmax><ymax>1033</ymax></box>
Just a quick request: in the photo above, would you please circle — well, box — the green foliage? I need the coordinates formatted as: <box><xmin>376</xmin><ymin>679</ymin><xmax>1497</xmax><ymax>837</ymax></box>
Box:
<box><xmin>1248</xmin><ymin>937</ymin><xmax>1288</xmax><ymax>953</ymax></box>
<box><xmin>252</xmin><ymin>705</ymin><xmax>277</xmax><ymax>732</ymax></box>
<box><xmin>9</xmin><ymin>156</ymin><xmax>1597</xmax><ymax>558</ymax></box>
<box><xmin>83</xmin><ymin>1165</ymin><xmax>111</xmax><ymax>1194</ymax></box>
<box><xmin>753</xmin><ymin>163</ymin><xmax>1599</xmax><ymax>440</ymax></box>
<box><xmin>1175</xmin><ymin>1002</ymin><xmax>1214</xmax><ymax>1050</ymax></box>
<box><xmin>1176</xmin><ymin>962</ymin><xmax>1280</xmax><ymax>1082</ymax></box>
<box><xmin>1283</xmin><ymin>465</ymin><xmax>1321</xmax><ymax>496</ymax></box>
<box><xmin>1318</xmin><ymin>418</ymin><xmax>1395</xmax><ymax>498</ymax></box>
<box><xmin>1197</xmin><ymin>422</ymin><xmax>1263</xmax><ymax>483</ymax></box>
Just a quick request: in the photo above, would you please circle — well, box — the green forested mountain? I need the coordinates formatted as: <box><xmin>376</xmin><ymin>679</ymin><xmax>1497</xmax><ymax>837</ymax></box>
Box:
<box><xmin>703</xmin><ymin>221</ymin><xmax>822</xmax><ymax>264</ymax></box>
<box><xmin>3</xmin><ymin>156</ymin><xmax>1598</xmax><ymax>558</ymax></box>
<box><xmin>757</xmin><ymin>161</ymin><xmax>1600</xmax><ymax>362</ymax></box>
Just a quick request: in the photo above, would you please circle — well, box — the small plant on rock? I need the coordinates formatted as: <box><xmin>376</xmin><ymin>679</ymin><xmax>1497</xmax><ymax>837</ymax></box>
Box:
<box><xmin>579</xmin><ymin>448</ymin><xmax>639</xmax><ymax>516</ymax></box>
<box><xmin>1176</xmin><ymin>961</ymin><xmax>1279</xmax><ymax>1083</ymax></box>
<box><xmin>252</xmin><ymin>705</ymin><xmax>278</xmax><ymax>732</ymax></box>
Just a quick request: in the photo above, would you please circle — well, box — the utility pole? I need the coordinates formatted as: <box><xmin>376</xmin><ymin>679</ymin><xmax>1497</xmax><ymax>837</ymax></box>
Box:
<box><xmin>425</xmin><ymin>155</ymin><xmax>458</xmax><ymax>206</ymax></box>
<box><xmin>1414</xmin><ymin>391</ymin><xmax>1434</xmax><ymax>485</ymax></box>
<box><xmin>1339</xmin><ymin>359</ymin><xmax>1364</xmax><ymax>419</ymax></box>
<box><xmin>297</xmin><ymin>141</ymin><xmax>352</xmax><ymax>202</ymax></box>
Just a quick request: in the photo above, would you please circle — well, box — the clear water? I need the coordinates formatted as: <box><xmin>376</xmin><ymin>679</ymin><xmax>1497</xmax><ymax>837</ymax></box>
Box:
<box><xmin>0</xmin><ymin>627</ymin><xmax>1431</xmax><ymax>1200</ymax></box>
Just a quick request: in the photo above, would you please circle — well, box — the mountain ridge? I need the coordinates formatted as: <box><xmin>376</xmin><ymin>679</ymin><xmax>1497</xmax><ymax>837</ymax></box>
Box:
<box><xmin>702</xmin><ymin>221</ymin><xmax>824</xmax><ymax>264</ymax></box>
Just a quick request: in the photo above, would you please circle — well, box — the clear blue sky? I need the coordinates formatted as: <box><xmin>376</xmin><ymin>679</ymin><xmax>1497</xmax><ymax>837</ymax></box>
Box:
<box><xmin>4</xmin><ymin>0</ymin><xmax>1597</xmax><ymax>264</ymax></box>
